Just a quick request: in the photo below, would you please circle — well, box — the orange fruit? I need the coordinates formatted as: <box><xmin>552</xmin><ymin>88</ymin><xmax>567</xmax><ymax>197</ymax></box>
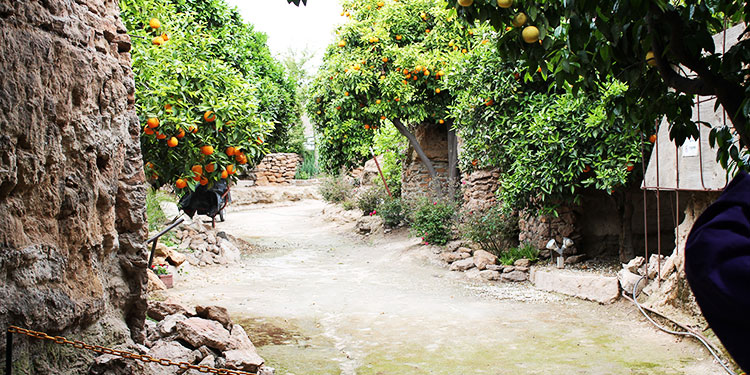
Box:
<box><xmin>345</xmin><ymin>91</ymin><xmax>349</xmax><ymax>96</ymax></box>
<box><xmin>176</xmin><ymin>128</ymin><xmax>185</xmax><ymax>138</ymax></box>
<box><xmin>149</xmin><ymin>18</ymin><xmax>161</xmax><ymax>29</ymax></box>
<box><xmin>649</xmin><ymin>134</ymin><xmax>657</xmax><ymax>143</ymax></box>
<box><xmin>375</xmin><ymin>99</ymin><xmax>381</xmax><ymax>104</ymax></box>
<box><xmin>336</xmin><ymin>106</ymin><xmax>342</xmax><ymax>110</ymax></box>
<box><xmin>200</xmin><ymin>145</ymin><xmax>214</xmax><ymax>155</ymax></box>
<box><xmin>380</xmin><ymin>115</ymin><xmax>386</xmax><ymax>120</ymax></box>
<box><xmin>485</xmin><ymin>99</ymin><xmax>494</xmax><ymax>106</ymax></box>
<box><xmin>200</xmin><ymin>176</ymin><xmax>208</xmax><ymax>186</ymax></box>
<box><xmin>365</xmin><ymin>124</ymin><xmax>371</xmax><ymax>130</ymax></box>
<box><xmin>471</xmin><ymin>159</ymin><xmax>478</xmax><ymax>166</ymax></box>
<box><xmin>394</xmin><ymin>97</ymin><xmax>400</xmax><ymax>102</ymax></box>
<box><xmin>512</xmin><ymin>12</ymin><xmax>528</xmax><ymax>27</ymax></box>
<box><xmin>191</xmin><ymin>164</ymin><xmax>203</xmax><ymax>174</ymax></box>
<box><xmin>522</xmin><ymin>26</ymin><xmax>540</xmax><ymax>44</ymax></box>
<box><xmin>205</xmin><ymin>163</ymin><xmax>216</xmax><ymax>173</ymax></box>
<box><xmin>167</xmin><ymin>137</ymin><xmax>178</xmax><ymax>147</ymax></box>
<box><xmin>396</xmin><ymin>35</ymin><xmax>402</xmax><ymax>40</ymax></box>
<box><xmin>164</xmin><ymin>104</ymin><xmax>172</xmax><ymax>112</ymax></box>
<box><xmin>439</xmin><ymin>119</ymin><xmax>445</xmax><ymax>124</ymax></box>
<box><xmin>226</xmin><ymin>164</ymin><xmax>236</xmax><ymax>175</ymax></box>
<box><xmin>226</xmin><ymin>146</ymin><xmax>236</xmax><ymax>156</ymax></box>
<box><xmin>497</xmin><ymin>0</ymin><xmax>512</xmax><ymax>8</ymax></box>
<box><xmin>338</xmin><ymin>40</ymin><xmax>346</xmax><ymax>47</ymax></box>
<box><xmin>424</xmin><ymin>70</ymin><xmax>430</xmax><ymax>76</ymax></box>
<box><xmin>221</xmin><ymin>170</ymin><xmax>228</xmax><ymax>179</ymax></box>
<box><xmin>458</xmin><ymin>0</ymin><xmax>473</xmax><ymax>6</ymax></box>
<box><xmin>583</xmin><ymin>165</ymin><xmax>591</xmax><ymax>173</ymax></box>
<box><xmin>156</xmin><ymin>133</ymin><xmax>167</xmax><ymax>140</ymax></box>
<box><xmin>425</xmin><ymin>29</ymin><xmax>430</xmax><ymax>33</ymax></box>
<box><xmin>152</xmin><ymin>36</ymin><xmax>164</xmax><ymax>45</ymax></box>
<box><xmin>382</xmin><ymin>57</ymin><xmax>388</xmax><ymax>62</ymax></box>
<box><xmin>626</xmin><ymin>163</ymin><xmax>635</xmax><ymax>172</ymax></box>
<box><xmin>146</xmin><ymin>162</ymin><xmax>154</xmax><ymax>169</ymax></box>
<box><xmin>147</xmin><ymin>117</ymin><xmax>159</xmax><ymax>128</ymax></box>
<box><xmin>461</xmin><ymin>48</ymin><xmax>467</xmax><ymax>53</ymax></box>
<box><xmin>175</xmin><ymin>179</ymin><xmax>187</xmax><ymax>189</ymax></box>
<box><xmin>144</xmin><ymin>126</ymin><xmax>154</xmax><ymax>135</ymax></box>
<box><xmin>377</xmin><ymin>1</ymin><xmax>384</xmax><ymax>6</ymax></box>
<box><xmin>203</xmin><ymin>111</ymin><xmax>216</xmax><ymax>122</ymax></box>
<box><xmin>161</xmin><ymin>33</ymin><xmax>169</xmax><ymax>41</ymax></box>
<box><xmin>192</xmin><ymin>173</ymin><xmax>202</xmax><ymax>182</ymax></box>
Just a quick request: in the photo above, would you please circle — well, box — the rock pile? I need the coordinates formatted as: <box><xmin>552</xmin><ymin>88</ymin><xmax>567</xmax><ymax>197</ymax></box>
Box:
<box><xmin>617</xmin><ymin>254</ymin><xmax>673</xmax><ymax>296</ymax></box>
<box><xmin>252</xmin><ymin>153</ymin><xmax>301</xmax><ymax>185</ymax></box>
<box><xmin>440</xmin><ymin>241</ymin><xmax>532</xmax><ymax>282</ymax></box>
<box><xmin>519</xmin><ymin>207</ymin><xmax>585</xmax><ymax>262</ymax></box>
<box><xmin>175</xmin><ymin>221</ymin><xmax>242</xmax><ymax>267</ymax></box>
<box><xmin>141</xmin><ymin>299</ymin><xmax>274</xmax><ymax>375</ymax></box>
<box><xmin>461</xmin><ymin>169</ymin><xmax>501</xmax><ymax>212</ymax></box>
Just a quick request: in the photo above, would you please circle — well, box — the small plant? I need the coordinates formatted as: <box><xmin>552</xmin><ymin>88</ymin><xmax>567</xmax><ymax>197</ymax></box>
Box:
<box><xmin>499</xmin><ymin>242</ymin><xmax>540</xmax><ymax>265</ymax></box>
<box><xmin>356</xmin><ymin>186</ymin><xmax>385</xmax><ymax>215</ymax></box>
<box><xmin>378</xmin><ymin>197</ymin><xmax>406</xmax><ymax>227</ymax></box>
<box><xmin>459</xmin><ymin>205</ymin><xmax>519</xmax><ymax>257</ymax></box>
<box><xmin>342</xmin><ymin>199</ymin><xmax>357</xmax><ymax>211</ymax></box>
<box><xmin>295</xmin><ymin>151</ymin><xmax>319</xmax><ymax>180</ymax></box>
<box><xmin>146</xmin><ymin>189</ymin><xmax>175</xmax><ymax>232</ymax></box>
<box><xmin>319</xmin><ymin>175</ymin><xmax>353</xmax><ymax>203</ymax></box>
<box><xmin>409</xmin><ymin>198</ymin><xmax>457</xmax><ymax>245</ymax></box>
<box><xmin>150</xmin><ymin>263</ymin><xmax>170</xmax><ymax>275</ymax></box>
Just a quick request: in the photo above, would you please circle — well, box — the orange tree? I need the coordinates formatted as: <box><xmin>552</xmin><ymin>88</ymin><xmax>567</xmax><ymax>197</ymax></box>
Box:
<box><xmin>449</xmin><ymin>0</ymin><xmax>750</xmax><ymax>173</ymax></box>
<box><xmin>308</xmin><ymin>0</ymin><xmax>483</xmax><ymax>194</ymax></box>
<box><xmin>121</xmin><ymin>0</ymin><xmax>278</xmax><ymax>192</ymax></box>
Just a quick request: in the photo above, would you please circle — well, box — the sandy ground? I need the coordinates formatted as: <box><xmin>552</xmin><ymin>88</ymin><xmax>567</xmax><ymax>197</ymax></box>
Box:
<box><xmin>164</xmin><ymin>198</ymin><xmax>724</xmax><ymax>375</ymax></box>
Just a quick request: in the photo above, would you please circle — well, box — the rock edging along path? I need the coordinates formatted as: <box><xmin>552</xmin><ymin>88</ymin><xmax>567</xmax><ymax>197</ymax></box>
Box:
<box><xmin>160</xmin><ymin>199</ymin><xmax>722</xmax><ymax>375</ymax></box>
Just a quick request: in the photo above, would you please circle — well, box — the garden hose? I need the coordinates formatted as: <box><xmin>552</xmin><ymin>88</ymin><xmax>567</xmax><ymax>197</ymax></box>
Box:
<box><xmin>631</xmin><ymin>276</ymin><xmax>737</xmax><ymax>375</ymax></box>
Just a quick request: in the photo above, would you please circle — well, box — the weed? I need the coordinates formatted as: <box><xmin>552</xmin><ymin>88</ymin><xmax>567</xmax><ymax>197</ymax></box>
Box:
<box><xmin>499</xmin><ymin>242</ymin><xmax>540</xmax><ymax>265</ymax></box>
<box><xmin>319</xmin><ymin>175</ymin><xmax>353</xmax><ymax>203</ymax></box>
<box><xmin>409</xmin><ymin>198</ymin><xmax>457</xmax><ymax>245</ymax></box>
<box><xmin>459</xmin><ymin>205</ymin><xmax>518</xmax><ymax>257</ymax></box>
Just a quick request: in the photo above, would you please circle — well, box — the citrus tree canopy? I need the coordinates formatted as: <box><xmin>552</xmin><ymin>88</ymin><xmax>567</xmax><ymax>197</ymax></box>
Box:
<box><xmin>121</xmin><ymin>0</ymin><xmax>298</xmax><ymax>192</ymax></box>
<box><xmin>447</xmin><ymin>39</ymin><xmax>642</xmax><ymax>209</ymax></box>
<box><xmin>450</xmin><ymin>0</ymin><xmax>750</xmax><ymax>172</ymax></box>
<box><xmin>308</xmin><ymin>0</ymin><xmax>481</xmax><ymax>173</ymax></box>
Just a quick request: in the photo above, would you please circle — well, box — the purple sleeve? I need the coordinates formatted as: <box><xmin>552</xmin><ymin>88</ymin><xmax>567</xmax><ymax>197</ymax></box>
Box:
<box><xmin>685</xmin><ymin>171</ymin><xmax>750</xmax><ymax>372</ymax></box>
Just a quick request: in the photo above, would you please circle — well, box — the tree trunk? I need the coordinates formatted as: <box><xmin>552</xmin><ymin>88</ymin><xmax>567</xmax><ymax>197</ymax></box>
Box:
<box><xmin>447</xmin><ymin>122</ymin><xmax>459</xmax><ymax>200</ymax></box>
<box><xmin>392</xmin><ymin>119</ymin><xmax>443</xmax><ymax>196</ymax></box>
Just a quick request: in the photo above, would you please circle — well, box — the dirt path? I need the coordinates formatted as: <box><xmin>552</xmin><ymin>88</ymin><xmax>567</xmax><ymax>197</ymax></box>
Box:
<box><xmin>165</xmin><ymin>199</ymin><xmax>721</xmax><ymax>375</ymax></box>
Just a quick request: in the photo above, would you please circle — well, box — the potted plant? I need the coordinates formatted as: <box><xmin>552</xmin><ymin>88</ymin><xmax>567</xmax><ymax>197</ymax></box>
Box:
<box><xmin>151</xmin><ymin>263</ymin><xmax>173</xmax><ymax>288</ymax></box>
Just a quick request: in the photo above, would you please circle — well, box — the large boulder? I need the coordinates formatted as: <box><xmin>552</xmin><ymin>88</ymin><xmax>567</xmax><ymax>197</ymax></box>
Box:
<box><xmin>147</xmin><ymin>341</ymin><xmax>198</xmax><ymax>375</ymax></box>
<box><xmin>618</xmin><ymin>269</ymin><xmax>647</xmax><ymax>296</ymax></box>
<box><xmin>195</xmin><ymin>305</ymin><xmax>232</xmax><ymax>329</ymax></box>
<box><xmin>175</xmin><ymin>317</ymin><xmax>231</xmax><ymax>351</ymax></box>
<box><xmin>501</xmin><ymin>270</ymin><xmax>529</xmax><ymax>282</ymax></box>
<box><xmin>356</xmin><ymin>215</ymin><xmax>384</xmax><ymax>234</ymax></box>
<box><xmin>531</xmin><ymin>269</ymin><xmax>620</xmax><ymax>304</ymax></box>
<box><xmin>225</xmin><ymin>349</ymin><xmax>265</xmax><ymax>373</ymax></box>
<box><xmin>157</xmin><ymin>313</ymin><xmax>187</xmax><ymax>336</ymax></box>
<box><xmin>147</xmin><ymin>299</ymin><xmax>191</xmax><ymax>321</ymax></box>
<box><xmin>473</xmin><ymin>250</ymin><xmax>498</xmax><ymax>270</ymax></box>
<box><xmin>449</xmin><ymin>258</ymin><xmax>476</xmax><ymax>272</ymax></box>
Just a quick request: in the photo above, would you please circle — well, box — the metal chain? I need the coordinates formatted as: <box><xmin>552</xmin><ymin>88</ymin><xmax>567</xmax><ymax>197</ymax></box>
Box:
<box><xmin>7</xmin><ymin>326</ymin><xmax>256</xmax><ymax>375</ymax></box>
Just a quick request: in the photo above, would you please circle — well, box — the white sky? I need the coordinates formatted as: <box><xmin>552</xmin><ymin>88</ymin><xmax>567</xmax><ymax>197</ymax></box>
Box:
<box><xmin>225</xmin><ymin>0</ymin><xmax>344</xmax><ymax>74</ymax></box>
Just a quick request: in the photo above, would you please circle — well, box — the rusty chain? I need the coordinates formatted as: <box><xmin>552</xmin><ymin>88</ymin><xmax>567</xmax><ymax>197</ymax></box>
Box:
<box><xmin>7</xmin><ymin>326</ymin><xmax>257</xmax><ymax>375</ymax></box>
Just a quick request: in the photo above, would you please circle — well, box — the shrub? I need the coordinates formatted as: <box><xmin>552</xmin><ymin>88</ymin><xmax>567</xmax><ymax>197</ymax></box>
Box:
<box><xmin>409</xmin><ymin>198</ymin><xmax>457</xmax><ymax>246</ymax></box>
<box><xmin>499</xmin><ymin>242</ymin><xmax>540</xmax><ymax>265</ymax></box>
<box><xmin>319</xmin><ymin>175</ymin><xmax>353</xmax><ymax>203</ymax></box>
<box><xmin>357</xmin><ymin>186</ymin><xmax>385</xmax><ymax>215</ymax></box>
<box><xmin>459</xmin><ymin>205</ymin><xmax>519</xmax><ymax>257</ymax></box>
<box><xmin>295</xmin><ymin>150</ymin><xmax>319</xmax><ymax>180</ymax></box>
<box><xmin>146</xmin><ymin>188</ymin><xmax>174</xmax><ymax>232</ymax></box>
<box><xmin>342</xmin><ymin>199</ymin><xmax>356</xmax><ymax>211</ymax></box>
<box><xmin>378</xmin><ymin>197</ymin><xmax>406</xmax><ymax>227</ymax></box>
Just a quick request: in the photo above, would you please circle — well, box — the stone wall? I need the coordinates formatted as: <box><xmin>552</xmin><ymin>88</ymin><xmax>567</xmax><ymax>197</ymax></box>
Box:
<box><xmin>461</xmin><ymin>169</ymin><xmax>500</xmax><ymax>211</ymax></box>
<box><xmin>402</xmin><ymin>124</ymin><xmax>450</xmax><ymax>199</ymax></box>
<box><xmin>252</xmin><ymin>153</ymin><xmax>300</xmax><ymax>185</ymax></box>
<box><xmin>0</xmin><ymin>0</ymin><xmax>147</xmax><ymax>372</ymax></box>
<box><xmin>518</xmin><ymin>205</ymin><xmax>582</xmax><ymax>259</ymax></box>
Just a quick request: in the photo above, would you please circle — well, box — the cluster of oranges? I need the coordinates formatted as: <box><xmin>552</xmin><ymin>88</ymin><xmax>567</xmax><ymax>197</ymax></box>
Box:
<box><xmin>148</xmin><ymin>18</ymin><xmax>170</xmax><ymax>46</ymax></box>
<box><xmin>397</xmin><ymin>64</ymin><xmax>445</xmax><ymax>86</ymax></box>
<box><xmin>458</xmin><ymin>0</ymin><xmax>541</xmax><ymax>44</ymax></box>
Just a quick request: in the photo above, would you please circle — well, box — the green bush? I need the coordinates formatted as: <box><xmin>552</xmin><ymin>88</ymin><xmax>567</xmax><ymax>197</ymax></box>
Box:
<box><xmin>342</xmin><ymin>199</ymin><xmax>356</xmax><ymax>211</ymax></box>
<box><xmin>459</xmin><ymin>205</ymin><xmax>519</xmax><ymax>257</ymax></box>
<box><xmin>499</xmin><ymin>242</ymin><xmax>540</xmax><ymax>266</ymax></box>
<box><xmin>319</xmin><ymin>175</ymin><xmax>353</xmax><ymax>203</ymax></box>
<box><xmin>378</xmin><ymin>197</ymin><xmax>406</xmax><ymax>228</ymax></box>
<box><xmin>295</xmin><ymin>150</ymin><xmax>319</xmax><ymax>180</ymax></box>
<box><xmin>356</xmin><ymin>186</ymin><xmax>385</xmax><ymax>215</ymax></box>
<box><xmin>409</xmin><ymin>198</ymin><xmax>457</xmax><ymax>246</ymax></box>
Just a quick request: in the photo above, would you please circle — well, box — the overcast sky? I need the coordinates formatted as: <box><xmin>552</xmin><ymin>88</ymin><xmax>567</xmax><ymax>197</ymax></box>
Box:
<box><xmin>225</xmin><ymin>0</ymin><xmax>343</xmax><ymax>73</ymax></box>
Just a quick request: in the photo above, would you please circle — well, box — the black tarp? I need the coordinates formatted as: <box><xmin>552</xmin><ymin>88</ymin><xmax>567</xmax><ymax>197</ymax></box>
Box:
<box><xmin>179</xmin><ymin>180</ymin><xmax>230</xmax><ymax>218</ymax></box>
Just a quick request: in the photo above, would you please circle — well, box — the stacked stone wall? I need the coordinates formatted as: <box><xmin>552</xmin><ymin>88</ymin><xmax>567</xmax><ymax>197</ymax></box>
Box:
<box><xmin>0</xmin><ymin>0</ymin><xmax>147</xmax><ymax>372</ymax></box>
<box><xmin>252</xmin><ymin>153</ymin><xmax>301</xmax><ymax>185</ymax></box>
<box><xmin>461</xmin><ymin>169</ymin><xmax>501</xmax><ymax>211</ymax></box>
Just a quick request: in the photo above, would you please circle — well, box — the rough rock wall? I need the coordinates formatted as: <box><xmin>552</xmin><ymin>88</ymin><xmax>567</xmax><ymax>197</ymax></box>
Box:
<box><xmin>518</xmin><ymin>206</ymin><xmax>582</xmax><ymax>257</ymax></box>
<box><xmin>252</xmin><ymin>153</ymin><xmax>300</xmax><ymax>185</ymax></box>
<box><xmin>461</xmin><ymin>169</ymin><xmax>500</xmax><ymax>211</ymax></box>
<box><xmin>402</xmin><ymin>124</ymin><xmax>450</xmax><ymax>199</ymax></box>
<box><xmin>0</xmin><ymin>0</ymin><xmax>147</xmax><ymax>372</ymax></box>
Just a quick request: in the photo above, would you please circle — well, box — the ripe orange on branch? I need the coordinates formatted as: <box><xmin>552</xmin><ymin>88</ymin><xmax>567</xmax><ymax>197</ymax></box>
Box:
<box><xmin>203</xmin><ymin>111</ymin><xmax>216</xmax><ymax>122</ymax></box>
<box><xmin>147</xmin><ymin>117</ymin><xmax>159</xmax><ymax>128</ymax></box>
<box><xmin>175</xmin><ymin>179</ymin><xmax>187</xmax><ymax>189</ymax></box>
<box><xmin>167</xmin><ymin>137</ymin><xmax>178</xmax><ymax>147</ymax></box>
<box><xmin>149</xmin><ymin>18</ymin><xmax>161</xmax><ymax>29</ymax></box>
<box><xmin>200</xmin><ymin>145</ymin><xmax>214</xmax><ymax>155</ymax></box>
<box><xmin>205</xmin><ymin>163</ymin><xmax>216</xmax><ymax>173</ymax></box>
<box><xmin>226</xmin><ymin>146</ymin><xmax>236</xmax><ymax>156</ymax></box>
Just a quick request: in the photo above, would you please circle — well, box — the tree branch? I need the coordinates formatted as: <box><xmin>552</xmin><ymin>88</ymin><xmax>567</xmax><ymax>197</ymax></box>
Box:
<box><xmin>392</xmin><ymin>119</ymin><xmax>443</xmax><ymax>196</ymax></box>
